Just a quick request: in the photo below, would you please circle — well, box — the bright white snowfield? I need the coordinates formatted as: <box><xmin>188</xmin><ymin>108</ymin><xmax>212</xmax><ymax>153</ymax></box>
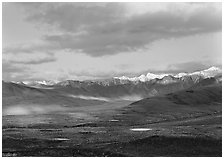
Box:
<box><xmin>114</xmin><ymin>66</ymin><xmax>221</xmax><ymax>82</ymax></box>
<box><xmin>10</xmin><ymin>66</ymin><xmax>222</xmax><ymax>85</ymax></box>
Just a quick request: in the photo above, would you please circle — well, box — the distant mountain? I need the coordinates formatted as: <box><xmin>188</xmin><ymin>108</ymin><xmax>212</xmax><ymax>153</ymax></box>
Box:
<box><xmin>114</xmin><ymin>66</ymin><xmax>221</xmax><ymax>82</ymax></box>
<box><xmin>6</xmin><ymin>66</ymin><xmax>222</xmax><ymax>100</ymax></box>
<box><xmin>114</xmin><ymin>73</ymin><xmax>170</xmax><ymax>82</ymax></box>
<box><xmin>2</xmin><ymin>81</ymin><xmax>46</xmax><ymax>97</ymax></box>
<box><xmin>12</xmin><ymin>80</ymin><xmax>59</xmax><ymax>89</ymax></box>
<box><xmin>191</xmin><ymin>75</ymin><xmax>222</xmax><ymax>88</ymax></box>
<box><xmin>189</xmin><ymin>66</ymin><xmax>222</xmax><ymax>78</ymax></box>
<box><xmin>13</xmin><ymin>66</ymin><xmax>221</xmax><ymax>87</ymax></box>
<box><xmin>2</xmin><ymin>81</ymin><xmax>106</xmax><ymax>108</ymax></box>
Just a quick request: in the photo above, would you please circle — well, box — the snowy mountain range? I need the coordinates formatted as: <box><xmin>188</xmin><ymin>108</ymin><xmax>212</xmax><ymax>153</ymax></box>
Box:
<box><xmin>13</xmin><ymin>80</ymin><xmax>59</xmax><ymax>88</ymax></box>
<box><xmin>114</xmin><ymin>66</ymin><xmax>222</xmax><ymax>82</ymax></box>
<box><xmin>12</xmin><ymin>66</ymin><xmax>221</xmax><ymax>87</ymax></box>
<box><xmin>4</xmin><ymin>66</ymin><xmax>222</xmax><ymax>100</ymax></box>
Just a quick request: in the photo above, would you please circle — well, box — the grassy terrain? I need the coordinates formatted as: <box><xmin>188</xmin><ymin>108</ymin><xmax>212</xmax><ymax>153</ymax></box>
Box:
<box><xmin>3</xmin><ymin>135</ymin><xmax>221</xmax><ymax>157</ymax></box>
<box><xmin>102</xmin><ymin>135</ymin><xmax>222</xmax><ymax>157</ymax></box>
<box><xmin>2</xmin><ymin>84</ymin><xmax>222</xmax><ymax>157</ymax></box>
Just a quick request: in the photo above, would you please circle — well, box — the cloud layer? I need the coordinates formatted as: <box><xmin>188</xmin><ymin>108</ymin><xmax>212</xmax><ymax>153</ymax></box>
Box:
<box><xmin>4</xmin><ymin>2</ymin><xmax>222</xmax><ymax>57</ymax></box>
<box><xmin>2</xmin><ymin>2</ymin><xmax>222</xmax><ymax>81</ymax></box>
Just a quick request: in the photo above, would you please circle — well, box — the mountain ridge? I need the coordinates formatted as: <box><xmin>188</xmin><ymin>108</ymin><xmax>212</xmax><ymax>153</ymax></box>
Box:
<box><xmin>8</xmin><ymin>66</ymin><xmax>221</xmax><ymax>87</ymax></box>
<box><xmin>3</xmin><ymin>72</ymin><xmax>221</xmax><ymax>100</ymax></box>
<box><xmin>114</xmin><ymin>66</ymin><xmax>222</xmax><ymax>82</ymax></box>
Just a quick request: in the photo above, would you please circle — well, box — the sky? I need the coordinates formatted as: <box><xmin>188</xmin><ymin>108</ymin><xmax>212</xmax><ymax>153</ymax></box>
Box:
<box><xmin>2</xmin><ymin>2</ymin><xmax>222</xmax><ymax>81</ymax></box>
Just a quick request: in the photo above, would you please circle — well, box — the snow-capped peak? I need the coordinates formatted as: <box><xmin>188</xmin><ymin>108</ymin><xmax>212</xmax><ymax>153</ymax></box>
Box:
<box><xmin>206</xmin><ymin>66</ymin><xmax>221</xmax><ymax>71</ymax></box>
<box><xmin>114</xmin><ymin>66</ymin><xmax>221</xmax><ymax>82</ymax></box>
<box><xmin>114</xmin><ymin>73</ymin><xmax>171</xmax><ymax>82</ymax></box>
<box><xmin>115</xmin><ymin>76</ymin><xmax>130</xmax><ymax>81</ymax></box>
<box><xmin>172</xmin><ymin>67</ymin><xmax>221</xmax><ymax>79</ymax></box>
<box><xmin>22</xmin><ymin>80</ymin><xmax>59</xmax><ymax>86</ymax></box>
<box><xmin>189</xmin><ymin>66</ymin><xmax>221</xmax><ymax>78</ymax></box>
<box><xmin>174</xmin><ymin>73</ymin><xmax>188</xmax><ymax>78</ymax></box>
<box><xmin>11</xmin><ymin>66</ymin><xmax>221</xmax><ymax>85</ymax></box>
<box><xmin>138</xmin><ymin>74</ymin><xmax>147</xmax><ymax>82</ymax></box>
<box><xmin>146</xmin><ymin>73</ymin><xmax>170</xmax><ymax>80</ymax></box>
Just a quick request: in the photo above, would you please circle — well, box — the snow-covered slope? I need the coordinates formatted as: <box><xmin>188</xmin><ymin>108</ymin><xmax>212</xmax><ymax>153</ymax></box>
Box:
<box><xmin>114</xmin><ymin>66</ymin><xmax>221</xmax><ymax>82</ymax></box>
<box><xmin>22</xmin><ymin>80</ymin><xmax>59</xmax><ymax>86</ymax></box>
<box><xmin>114</xmin><ymin>73</ymin><xmax>170</xmax><ymax>82</ymax></box>
<box><xmin>13</xmin><ymin>66</ymin><xmax>221</xmax><ymax>88</ymax></box>
<box><xmin>12</xmin><ymin>80</ymin><xmax>59</xmax><ymax>88</ymax></box>
<box><xmin>5</xmin><ymin>66</ymin><xmax>221</xmax><ymax>100</ymax></box>
<box><xmin>189</xmin><ymin>66</ymin><xmax>222</xmax><ymax>78</ymax></box>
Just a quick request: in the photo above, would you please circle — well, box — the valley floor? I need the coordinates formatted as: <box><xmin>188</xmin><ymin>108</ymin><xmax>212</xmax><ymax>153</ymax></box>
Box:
<box><xmin>2</xmin><ymin>100</ymin><xmax>222</xmax><ymax>157</ymax></box>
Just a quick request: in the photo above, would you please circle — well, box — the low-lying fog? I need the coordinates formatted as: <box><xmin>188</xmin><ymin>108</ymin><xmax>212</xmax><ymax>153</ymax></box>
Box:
<box><xmin>3</xmin><ymin>94</ymin><xmax>141</xmax><ymax>116</ymax></box>
<box><xmin>3</xmin><ymin>104</ymin><xmax>67</xmax><ymax>116</ymax></box>
<box><xmin>68</xmin><ymin>94</ymin><xmax>143</xmax><ymax>102</ymax></box>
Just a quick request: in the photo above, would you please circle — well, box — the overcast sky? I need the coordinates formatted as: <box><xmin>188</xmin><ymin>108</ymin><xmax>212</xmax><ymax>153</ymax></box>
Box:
<box><xmin>2</xmin><ymin>2</ymin><xmax>222</xmax><ymax>81</ymax></box>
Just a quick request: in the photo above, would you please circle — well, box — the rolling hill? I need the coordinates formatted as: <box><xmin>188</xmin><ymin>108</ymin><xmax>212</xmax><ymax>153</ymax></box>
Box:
<box><xmin>120</xmin><ymin>84</ymin><xmax>222</xmax><ymax>124</ymax></box>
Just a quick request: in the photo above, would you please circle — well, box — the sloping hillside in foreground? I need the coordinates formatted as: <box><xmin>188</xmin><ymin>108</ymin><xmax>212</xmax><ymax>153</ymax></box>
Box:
<box><xmin>129</xmin><ymin>84</ymin><xmax>221</xmax><ymax>114</ymax></box>
<box><xmin>97</xmin><ymin>84</ymin><xmax>222</xmax><ymax>156</ymax></box>
<box><xmin>2</xmin><ymin>81</ymin><xmax>107</xmax><ymax>115</ymax></box>
<box><xmin>2</xmin><ymin>83</ymin><xmax>222</xmax><ymax>157</ymax></box>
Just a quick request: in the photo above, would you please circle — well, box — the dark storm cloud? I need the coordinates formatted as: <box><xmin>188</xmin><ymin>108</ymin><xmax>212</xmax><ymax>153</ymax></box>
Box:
<box><xmin>17</xmin><ymin>3</ymin><xmax>221</xmax><ymax>56</ymax></box>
